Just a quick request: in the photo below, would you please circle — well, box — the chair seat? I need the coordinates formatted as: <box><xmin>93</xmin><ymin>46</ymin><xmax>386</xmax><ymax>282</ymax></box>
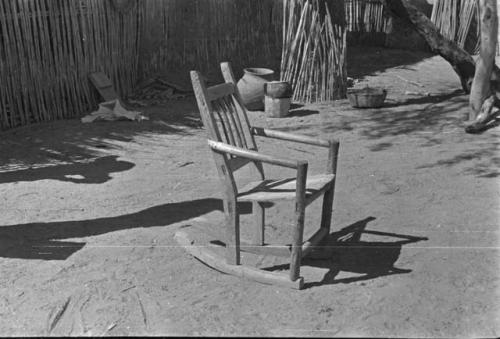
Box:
<box><xmin>238</xmin><ymin>174</ymin><xmax>334</xmax><ymax>203</ymax></box>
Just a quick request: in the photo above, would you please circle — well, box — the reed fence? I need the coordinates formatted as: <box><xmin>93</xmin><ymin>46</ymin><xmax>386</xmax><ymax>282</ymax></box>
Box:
<box><xmin>0</xmin><ymin>0</ymin><xmax>286</xmax><ymax>130</ymax></box>
<box><xmin>0</xmin><ymin>0</ymin><xmax>142</xmax><ymax>130</ymax></box>
<box><xmin>281</xmin><ymin>0</ymin><xmax>347</xmax><ymax>103</ymax></box>
<box><xmin>138</xmin><ymin>0</ymin><xmax>283</xmax><ymax>87</ymax></box>
<box><xmin>0</xmin><ymin>0</ymin><xmax>350</xmax><ymax>130</ymax></box>
<box><xmin>345</xmin><ymin>0</ymin><xmax>390</xmax><ymax>33</ymax></box>
<box><xmin>431</xmin><ymin>0</ymin><xmax>481</xmax><ymax>54</ymax></box>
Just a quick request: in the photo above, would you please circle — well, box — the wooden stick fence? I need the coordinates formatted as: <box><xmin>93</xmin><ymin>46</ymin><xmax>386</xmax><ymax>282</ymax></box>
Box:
<box><xmin>345</xmin><ymin>0</ymin><xmax>390</xmax><ymax>33</ymax></box>
<box><xmin>0</xmin><ymin>0</ymin><xmax>142</xmax><ymax>130</ymax></box>
<box><xmin>138</xmin><ymin>0</ymin><xmax>283</xmax><ymax>86</ymax></box>
<box><xmin>0</xmin><ymin>0</ymin><xmax>284</xmax><ymax>130</ymax></box>
<box><xmin>431</xmin><ymin>0</ymin><xmax>481</xmax><ymax>54</ymax></box>
<box><xmin>0</xmin><ymin>0</ymin><xmax>349</xmax><ymax>129</ymax></box>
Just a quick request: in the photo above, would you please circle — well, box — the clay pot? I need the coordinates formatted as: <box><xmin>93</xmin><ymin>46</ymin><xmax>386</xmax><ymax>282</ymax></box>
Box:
<box><xmin>237</xmin><ymin>68</ymin><xmax>275</xmax><ymax>110</ymax></box>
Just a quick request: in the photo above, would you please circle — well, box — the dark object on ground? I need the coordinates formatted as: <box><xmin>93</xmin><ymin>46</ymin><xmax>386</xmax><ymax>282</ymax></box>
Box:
<box><xmin>465</xmin><ymin>112</ymin><xmax>500</xmax><ymax>134</ymax></box>
<box><xmin>264</xmin><ymin>81</ymin><xmax>293</xmax><ymax>99</ymax></box>
<box><xmin>89</xmin><ymin>72</ymin><xmax>119</xmax><ymax>102</ymax></box>
<box><xmin>465</xmin><ymin>122</ymin><xmax>488</xmax><ymax>134</ymax></box>
<box><xmin>126</xmin><ymin>77</ymin><xmax>193</xmax><ymax>106</ymax></box>
<box><xmin>347</xmin><ymin>87</ymin><xmax>387</xmax><ymax>108</ymax></box>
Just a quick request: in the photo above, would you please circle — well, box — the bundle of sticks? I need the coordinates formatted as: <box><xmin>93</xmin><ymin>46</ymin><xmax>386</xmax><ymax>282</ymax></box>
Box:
<box><xmin>280</xmin><ymin>0</ymin><xmax>347</xmax><ymax>103</ymax></box>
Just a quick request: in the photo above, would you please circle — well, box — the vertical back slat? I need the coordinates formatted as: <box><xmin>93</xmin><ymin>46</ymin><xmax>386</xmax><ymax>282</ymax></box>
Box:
<box><xmin>190</xmin><ymin>70</ymin><xmax>222</xmax><ymax>142</ymax></box>
<box><xmin>214</xmin><ymin>99</ymin><xmax>236</xmax><ymax>146</ymax></box>
<box><xmin>209</xmin><ymin>89</ymin><xmax>254</xmax><ymax>149</ymax></box>
<box><xmin>221</xmin><ymin>96</ymin><xmax>244</xmax><ymax>148</ymax></box>
<box><xmin>228</xmin><ymin>96</ymin><xmax>248</xmax><ymax>149</ymax></box>
<box><xmin>227</xmin><ymin>95</ymin><xmax>249</xmax><ymax>149</ymax></box>
<box><xmin>220</xmin><ymin>62</ymin><xmax>259</xmax><ymax>150</ymax></box>
<box><xmin>192</xmin><ymin>62</ymin><xmax>265</xmax><ymax>181</ymax></box>
<box><xmin>213</xmin><ymin>100</ymin><xmax>232</xmax><ymax>145</ymax></box>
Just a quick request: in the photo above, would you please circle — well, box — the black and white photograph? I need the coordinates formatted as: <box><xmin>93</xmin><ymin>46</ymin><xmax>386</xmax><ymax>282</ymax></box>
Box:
<box><xmin>0</xmin><ymin>0</ymin><xmax>498</xmax><ymax>337</ymax></box>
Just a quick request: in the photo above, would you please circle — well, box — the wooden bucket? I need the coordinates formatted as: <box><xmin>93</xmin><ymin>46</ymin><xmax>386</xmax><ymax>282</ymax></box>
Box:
<box><xmin>265</xmin><ymin>96</ymin><xmax>291</xmax><ymax>118</ymax></box>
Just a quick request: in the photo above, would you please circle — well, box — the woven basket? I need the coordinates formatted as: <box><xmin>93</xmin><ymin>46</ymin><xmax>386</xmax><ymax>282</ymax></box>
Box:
<box><xmin>347</xmin><ymin>87</ymin><xmax>387</xmax><ymax>108</ymax></box>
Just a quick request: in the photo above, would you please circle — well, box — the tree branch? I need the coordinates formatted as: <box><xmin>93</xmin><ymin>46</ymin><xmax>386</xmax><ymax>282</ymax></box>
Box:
<box><xmin>384</xmin><ymin>0</ymin><xmax>500</xmax><ymax>95</ymax></box>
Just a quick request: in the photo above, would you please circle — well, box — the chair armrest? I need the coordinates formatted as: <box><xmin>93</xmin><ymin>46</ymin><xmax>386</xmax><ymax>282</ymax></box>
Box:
<box><xmin>251</xmin><ymin>127</ymin><xmax>339</xmax><ymax>174</ymax></box>
<box><xmin>208</xmin><ymin>140</ymin><xmax>304</xmax><ymax>169</ymax></box>
<box><xmin>251</xmin><ymin>127</ymin><xmax>339</xmax><ymax>148</ymax></box>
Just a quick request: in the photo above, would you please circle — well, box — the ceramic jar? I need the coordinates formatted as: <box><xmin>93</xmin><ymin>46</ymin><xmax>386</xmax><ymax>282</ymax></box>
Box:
<box><xmin>237</xmin><ymin>68</ymin><xmax>275</xmax><ymax>111</ymax></box>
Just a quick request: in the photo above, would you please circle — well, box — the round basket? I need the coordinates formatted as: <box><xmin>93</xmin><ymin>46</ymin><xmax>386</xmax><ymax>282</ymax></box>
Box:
<box><xmin>347</xmin><ymin>87</ymin><xmax>387</xmax><ymax>108</ymax></box>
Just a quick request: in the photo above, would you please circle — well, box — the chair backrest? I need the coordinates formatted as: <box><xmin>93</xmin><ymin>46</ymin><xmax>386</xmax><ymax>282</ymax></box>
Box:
<box><xmin>191</xmin><ymin>62</ymin><xmax>264</xmax><ymax>182</ymax></box>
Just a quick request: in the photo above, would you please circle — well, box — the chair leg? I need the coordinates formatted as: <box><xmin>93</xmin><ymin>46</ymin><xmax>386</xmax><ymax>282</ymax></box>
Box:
<box><xmin>252</xmin><ymin>202</ymin><xmax>265</xmax><ymax>246</ymax></box>
<box><xmin>290</xmin><ymin>202</ymin><xmax>306</xmax><ymax>281</ymax></box>
<box><xmin>290</xmin><ymin>162</ymin><xmax>308</xmax><ymax>281</ymax></box>
<box><xmin>224</xmin><ymin>199</ymin><xmax>241</xmax><ymax>265</ymax></box>
<box><xmin>320</xmin><ymin>184</ymin><xmax>335</xmax><ymax>233</ymax></box>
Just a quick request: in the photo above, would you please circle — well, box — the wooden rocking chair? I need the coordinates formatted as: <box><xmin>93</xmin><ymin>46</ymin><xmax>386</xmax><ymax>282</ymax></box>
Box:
<box><xmin>174</xmin><ymin>62</ymin><xmax>340</xmax><ymax>289</ymax></box>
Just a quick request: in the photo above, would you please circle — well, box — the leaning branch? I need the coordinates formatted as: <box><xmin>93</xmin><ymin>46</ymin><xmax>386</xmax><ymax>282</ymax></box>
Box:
<box><xmin>466</xmin><ymin>0</ymin><xmax>500</xmax><ymax>133</ymax></box>
<box><xmin>384</xmin><ymin>0</ymin><xmax>500</xmax><ymax>95</ymax></box>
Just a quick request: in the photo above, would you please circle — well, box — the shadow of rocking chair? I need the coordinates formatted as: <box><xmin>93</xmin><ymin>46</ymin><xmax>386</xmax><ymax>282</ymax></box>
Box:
<box><xmin>174</xmin><ymin>62</ymin><xmax>340</xmax><ymax>289</ymax></box>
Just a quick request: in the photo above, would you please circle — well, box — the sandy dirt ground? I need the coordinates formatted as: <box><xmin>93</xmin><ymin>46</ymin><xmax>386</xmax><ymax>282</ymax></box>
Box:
<box><xmin>0</xmin><ymin>47</ymin><xmax>499</xmax><ymax>337</ymax></box>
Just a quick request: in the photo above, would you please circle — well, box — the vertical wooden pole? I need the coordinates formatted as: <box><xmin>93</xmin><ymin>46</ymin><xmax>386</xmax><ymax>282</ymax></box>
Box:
<box><xmin>469</xmin><ymin>0</ymin><xmax>498</xmax><ymax>121</ymax></box>
<box><xmin>320</xmin><ymin>140</ymin><xmax>340</xmax><ymax>233</ymax></box>
<box><xmin>225</xmin><ymin>198</ymin><xmax>241</xmax><ymax>265</ymax></box>
<box><xmin>252</xmin><ymin>202</ymin><xmax>265</xmax><ymax>246</ymax></box>
<box><xmin>290</xmin><ymin>161</ymin><xmax>308</xmax><ymax>282</ymax></box>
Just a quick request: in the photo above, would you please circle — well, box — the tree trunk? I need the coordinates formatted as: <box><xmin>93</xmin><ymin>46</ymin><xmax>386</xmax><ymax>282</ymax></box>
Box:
<box><xmin>466</xmin><ymin>0</ymin><xmax>499</xmax><ymax>133</ymax></box>
<box><xmin>384</xmin><ymin>0</ymin><xmax>500</xmax><ymax>133</ymax></box>
<box><xmin>470</xmin><ymin>0</ymin><xmax>498</xmax><ymax>119</ymax></box>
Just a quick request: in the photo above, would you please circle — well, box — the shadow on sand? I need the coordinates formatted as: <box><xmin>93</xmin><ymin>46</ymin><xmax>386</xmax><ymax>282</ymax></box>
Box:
<box><xmin>0</xmin><ymin>98</ymin><xmax>202</xmax><ymax>175</ymax></box>
<box><xmin>0</xmin><ymin>200</ymin><xmax>427</xmax><ymax>291</ymax></box>
<box><xmin>0</xmin><ymin>199</ymin><xmax>253</xmax><ymax>260</ymax></box>
<box><xmin>257</xmin><ymin>217</ymin><xmax>427</xmax><ymax>289</ymax></box>
<box><xmin>301</xmin><ymin>217</ymin><xmax>428</xmax><ymax>289</ymax></box>
<box><xmin>347</xmin><ymin>46</ymin><xmax>434</xmax><ymax>80</ymax></box>
<box><xmin>0</xmin><ymin>155</ymin><xmax>135</xmax><ymax>184</ymax></box>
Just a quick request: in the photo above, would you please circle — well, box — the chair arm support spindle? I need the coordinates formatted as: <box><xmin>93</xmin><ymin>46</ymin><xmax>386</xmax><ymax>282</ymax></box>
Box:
<box><xmin>290</xmin><ymin>160</ymin><xmax>308</xmax><ymax>281</ymax></box>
